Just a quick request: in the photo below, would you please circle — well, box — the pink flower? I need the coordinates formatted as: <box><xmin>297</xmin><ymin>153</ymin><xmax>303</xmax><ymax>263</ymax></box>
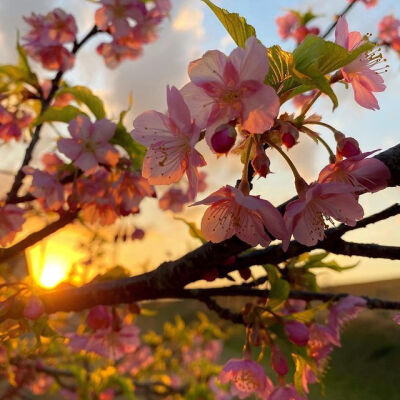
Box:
<box><xmin>308</xmin><ymin>323</ymin><xmax>338</xmax><ymax>364</ymax></box>
<box><xmin>276</xmin><ymin>12</ymin><xmax>299</xmax><ymax>40</ymax></box>
<box><xmin>328</xmin><ymin>296</ymin><xmax>367</xmax><ymax>330</ymax></box>
<box><xmin>335</xmin><ymin>17</ymin><xmax>386</xmax><ymax>110</ymax></box>
<box><xmin>97</xmin><ymin>39</ymin><xmax>143</xmax><ymax>69</ymax></box>
<box><xmin>318</xmin><ymin>151</ymin><xmax>391</xmax><ymax>193</ymax></box>
<box><xmin>292</xmin><ymin>90</ymin><xmax>318</xmax><ymax>110</ymax></box>
<box><xmin>113</xmin><ymin>170</ymin><xmax>155</xmax><ymax>216</ymax></box>
<box><xmin>181</xmin><ymin>36</ymin><xmax>280</xmax><ymax>145</ymax></box>
<box><xmin>41</xmin><ymin>153</ymin><xmax>65</xmax><ymax>175</ymax></box>
<box><xmin>23</xmin><ymin>9</ymin><xmax>77</xmax><ymax>71</ymax></box>
<box><xmin>68</xmin><ymin>324</ymin><xmax>140</xmax><ymax>361</ymax></box>
<box><xmin>292</xmin><ymin>25</ymin><xmax>320</xmax><ymax>44</ymax></box>
<box><xmin>393</xmin><ymin>314</ymin><xmax>400</xmax><ymax>325</ymax></box>
<box><xmin>118</xmin><ymin>345</ymin><xmax>154</xmax><ymax>375</ymax></box>
<box><xmin>378</xmin><ymin>15</ymin><xmax>400</xmax><ymax>42</ymax></box>
<box><xmin>0</xmin><ymin>205</ymin><xmax>25</xmax><ymax>246</ymax></box>
<box><xmin>131</xmin><ymin>86</ymin><xmax>206</xmax><ymax>200</ymax></box>
<box><xmin>77</xmin><ymin>169</ymin><xmax>119</xmax><ymax>225</ymax></box>
<box><xmin>24</xmin><ymin>9</ymin><xmax>77</xmax><ymax>45</ymax></box>
<box><xmin>23</xmin><ymin>296</ymin><xmax>45</xmax><ymax>320</ymax></box>
<box><xmin>347</xmin><ymin>0</ymin><xmax>378</xmax><ymax>8</ymax></box>
<box><xmin>58</xmin><ymin>115</ymin><xmax>119</xmax><ymax>172</ymax></box>
<box><xmin>95</xmin><ymin>0</ymin><xmax>146</xmax><ymax>39</ymax></box>
<box><xmin>192</xmin><ymin>185</ymin><xmax>289</xmax><ymax>249</ymax></box>
<box><xmin>26</xmin><ymin>169</ymin><xmax>64</xmax><ymax>210</ymax></box>
<box><xmin>219</xmin><ymin>359</ymin><xmax>273</xmax><ymax>399</ymax></box>
<box><xmin>87</xmin><ymin>306</ymin><xmax>113</xmax><ymax>330</ymax></box>
<box><xmin>284</xmin><ymin>180</ymin><xmax>364</xmax><ymax>246</ymax></box>
<box><xmin>159</xmin><ymin>187</ymin><xmax>189</xmax><ymax>212</ymax></box>
<box><xmin>284</xmin><ymin>320</ymin><xmax>310</xmax><ymax>346</ymax></box>
<box><xmin>0</xmin><ymin>106</ymin><xmax>31</xmax><ymax>142</ymax></box>
<box><xmin>269</xmin><ymin>385</ymin><xmax>307</xmax><ymax>400</ymax></box>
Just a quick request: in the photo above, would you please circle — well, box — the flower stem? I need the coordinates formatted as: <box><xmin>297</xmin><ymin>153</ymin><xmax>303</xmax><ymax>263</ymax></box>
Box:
<box><xmin>268</xmin><ymin>141</ymin><xmax>301</xmax><ymax>180</ymax></box>
<box><xmin>239</xmin><ymin>135</ymin><xmax>254</xmax><ymax>194</ymax></box>
<box><xmin>299</xmin><ymin>91</ymin><xmax>321</xmax><ymax>117</ymax></box>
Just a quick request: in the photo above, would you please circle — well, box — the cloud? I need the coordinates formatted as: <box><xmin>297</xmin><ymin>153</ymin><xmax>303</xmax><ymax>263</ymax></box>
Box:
<box><xmin>172</xmin><ymin>5</ymin><xmax>205</xmax><ymax>39</ymax></box>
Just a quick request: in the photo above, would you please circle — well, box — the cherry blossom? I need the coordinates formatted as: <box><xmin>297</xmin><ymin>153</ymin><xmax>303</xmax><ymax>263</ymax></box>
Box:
<box><xmin>328</xmin><ymin>296</ymin><xmax>367</xmax><ymax>331</ymax></box>
<box><xmin>393</xmin><ymin>314</ymin><xmax>400</xmax><ymax>325</ymax></box>
<box><xmin>25</xmin><ymin>168</ymin><xmax>64</xmax><ymax>211</ymax></box>
<box><xmin>335</xmin><ymin>17</ymin><xmax>386</xmax><ymax>110</ymax></box>
<box><xmin>284</xmin><ymin>180</ymin><xmax>364</xmax><ymax>246</ymax></box>
<box><xmin>112</xmin><ymin>169</ymin><xmax>155</xmax><ymax>216</ymax></box>
<box><xmin>292</xmin><ymin>90</ymin><xmax>318</xmax><ymax>110</ymax></box>
<box><xmin>97</xmin><ymin>39</ymin><xmax>143</xmax><ymax>69</ymax></box>
<box><xmin>87</xmin><ymin>306</ymin><xmax>113</xmax><ymax>330</ymax></box>
<box><xmin>58</xmin><ymin>115</ymin><xmax>119</xmax><ymax>172</ymax></box>
<box><xmin>347</xmin><ymin>0</ymin><xmax>378</xmax><ymax>8</ymax></box>
<box><xmin>158</xmin><ymin>187</ymin><xmax>189</xmax><ymax>212</ymax></box>
<box><xmin>284</xmin><ymin>320</ymin><xmax>310</xmax><ymax>346</ymax></box>
<box><xmin>118</xmin><ymin>345</ymin><xmax>154</xmax><ymax>375</ymax></box>
<box><xmin>95</xmin><ymin>0</ymin><xmax>146</xmax><ymax>39</ymax></box>
<box><xmin>219</xmin><ymin>359</ymin><xmax>273</xmax><ymax>399</ymax></box>
<box><xmin>23</xmin><ymin>296</ymin><xmax>45</xmax><ymax>320</ymax></box>
<box><xmin>318</xmin><ymin>151</ymin><xmax>391</xmax><ymax>193</ymax></box>
<box><xmin>268</xmin><ymin>385</ymin><xmax>307</xmax><ymax>400</ymax></box>
<box><xmin>276</xmin><ymin>12</ymin><xmax>299</xmax><ymax>40</ymax></box>
<box><xmin>192</xmin><ymin>185</ymin><xmax>289</xmax><ymax>249</ymax></box>
<box><xmin>23</xmin><ymin>9</ymin><xmax>77</xmax><ymax>71</ymax></box>
<box><xmin>378</xmin><ymin>15</ymin><xmax>400</xmax><ymax>42</ymax></box>
<box><xmin>0</xmin><ymin>204</ymin><xmax>25</xmax><ymax>246</ymax></box>
<box><xmin>68</xmin><ymin>324</ymin><xmax>140</xmax><ymax>361</ymax></box>
<box><xmin>181</xmin><ymin>36</ymin><xmax>280</xmax><ymax>146</ymax></box>
<box><xmin>0</xmin><ymin>106</ymin><xmax>32</xmax><ymax>142</ymax></box>
<box><xmin>131</xmin><ymin>85</ymin><xmax>206</xmax><ymax>200</ymax></box>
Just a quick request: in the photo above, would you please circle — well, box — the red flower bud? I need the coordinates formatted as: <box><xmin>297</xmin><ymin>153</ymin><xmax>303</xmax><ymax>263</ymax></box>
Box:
<box><xmin>203</xmin><ymin>268</ymin><xmax>218</xmax><ymax>282</ymax></box>
<box><xmin>251</xmin><ymin>143</ymin><xmax>271</xmax><ymax>177</ymax></box>
<box><xmin>336</xmin><ymin>137</ymin><xmax>361</xmax><ymax>158</ymax></box>
<box><xmin>282</xmin><ymin>132</ymin><xmax>296</xmax><ymax>149</ymax></box>
<box><xmin>271</xmin><ymin>345</ymin><xmax>288</xmax><ymax>376</ymax></box>
<box><xmin>239</xmin><ymin>267</ymin><xmax>251</xmax><ymax>281</ymax></box>
<box><xmin>280</xmin><ymin>122</ymin><xmax>299</xmax><ymax>149</ymax></box>
<box><xmin>87</xmin><ymin>305</ymin><xmax>113</xmax><ymax>330</ymax></box>
<box><xmin>23</xmin><ymin>296</ymin><xmax>45</xmax><ymax>320</ymax></box>
<box><xmin>284</xmin><ymin>320</ymin><xmax>310</xmax><ymax>346</ymax></box>
<box><xmin>210</xmin><ymin>124</ymin><xmax>237</xmax><ymax>154</ymax></box>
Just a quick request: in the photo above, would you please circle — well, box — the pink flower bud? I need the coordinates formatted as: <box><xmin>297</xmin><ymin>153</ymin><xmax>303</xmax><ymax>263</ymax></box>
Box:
<box><xmin>87</xmin><ymin>305</ymin><xmax>113</xmax><ymax>330</ymax></box>
<box><xmin>23</xmin><ymin>296</ymin><xmax>45</xmax><ymax>320</ymax></box>
<box><xmin>131</xmin><ymin>228</ymin><xmax>145</xmax><ymax>240</ymax></box>
<box><xmin>252</xmin><ymin>144</ymin><xmax>271</xmax><ymax>177</ymax></box>
<box><xmin>271</xmin><ymin>345</ymin><xmax>288</xmax><ymax>376</ymax></box>
<box><xmin>336</xmin><ymin>136</ymin><xmax>361</xmax><ymax>158</ymax></box>
<box><xmin>280</xmin><ymin>122</ymin><xmax>299</xmax><ymax>149</ymax></box>
<box><xmin>284</xmin><ymin>320</ymin><xmax>310</xmax><ymax>346</ymax></box>
<box><xmin>210</xmin><ymin>124</ymin><xmax>237</xmax><ymax>154</ymax></box>
<box><xmin>282</xmin><ymin>132</ymin><xmax>296</xmax><ymax>149</ymax></box>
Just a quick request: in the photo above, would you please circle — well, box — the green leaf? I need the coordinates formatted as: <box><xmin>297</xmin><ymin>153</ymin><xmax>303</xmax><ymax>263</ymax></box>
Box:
<box><xmin>202</xmin><ymin>0</ymin><xmax>256</xmax><ymax>48</ymax></box>
<box><xmin>56</xmin><ymin>86</ymin><xmax>106</xmax><ymax>120</ymax></box>
<box><xmin>265</xmin><ymin>45</ymin><xmax>296</xmax><ymax>93</ymax></box>
<box><xmin>292</xmin><ymin>35</ymin><xmax>375</xmax><ymax>108</ymax></box>
<box><xmin>174</xmin><ymin>217</ymin><xmax>206</xmax><ymax>243</ymax></box>
<box><xmin>264</xmin><ymin>264</ymin><xmax>290</xmax><ymax>310</ymax></box>
<box><xmin>110</xmin><ymin>121</ymin><xmax>145</xmax><ymax>169</ymax></box>
<box><xmin>35</xmin><ymin>105</ymin><xmax>87</xmax><ymax>125</ymax></box>
<box><xmin>290</xmin><ymin>302</ymin><xmax>330</xmax><ymax>323</ymax></box>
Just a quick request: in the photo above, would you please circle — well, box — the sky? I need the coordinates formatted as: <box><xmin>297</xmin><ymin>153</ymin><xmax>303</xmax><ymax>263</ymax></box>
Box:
<box><xmin>0</xmin><ymin>0</ymin><xmax>399</xmax><ymax>286</ymax></box>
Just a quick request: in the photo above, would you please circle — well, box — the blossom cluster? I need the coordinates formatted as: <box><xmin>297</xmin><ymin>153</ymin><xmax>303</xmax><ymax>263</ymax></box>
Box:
<box><xmin>219</xmin><ymin>296</ymin><xmax>367</xmax><ymax>399</ymax></box>
<box><xmin>23</xmin><ymin>8</ymin><xmax>78</xmax><ymax>71</ymax></box>
<box><xmin>95</xmin><ymin>0</ymin><xmax>171</xmax><ymax>68</ymax></box>
<box><xmin>276</xmin><ymin>11</ymin><xmax>320</xmax><ymax>44</ymax></box>
<box><xmin>378</xmin><ymin>14</ymin><xmax>400</xmax><ymax>51</ymax></box>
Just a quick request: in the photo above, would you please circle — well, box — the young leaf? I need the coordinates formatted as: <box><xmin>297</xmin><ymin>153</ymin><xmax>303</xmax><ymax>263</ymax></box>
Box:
<box><xmin>55</xmin><ymin>86</ymin><xmax>106</xmax><ymax>120</ymax></box>
<box><xmin>202</xmin><ymin>0</ymin><xmax>256</xmax><ymax>48</ymax></box>
<box><xmin>35</xmin><ymin>105</ymin><xmax>87</xmax><ymax>125</ymax></box>
<box><xmin>174</xmin><ymin>217</ymin><xmax>206</xmax><ymax>244</ymax></box>
<box><xmin>265</xmin><ymin>45</ymin><xmax>296</xmax><ymax>93</ymax></box>
<box><xmin>264</xmin><ymin>264</ymin><xmax>290</xmax><ymax>310</ymax></box>
<box><xmin>110</xmin><ymin>122</ymin><xmax>145</xmax><ymax>169</ymax></box>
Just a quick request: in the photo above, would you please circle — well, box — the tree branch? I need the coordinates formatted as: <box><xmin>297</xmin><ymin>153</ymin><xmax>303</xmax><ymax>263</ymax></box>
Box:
<box><xmin>321</xmin><ymin>0</ymin><xmax>357</xmax><ymax>39</ymax></box>
<box><xmin>5</xmin><ymin>26</ymin><xmax>99</xmax><ymax>203</ymax></box>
